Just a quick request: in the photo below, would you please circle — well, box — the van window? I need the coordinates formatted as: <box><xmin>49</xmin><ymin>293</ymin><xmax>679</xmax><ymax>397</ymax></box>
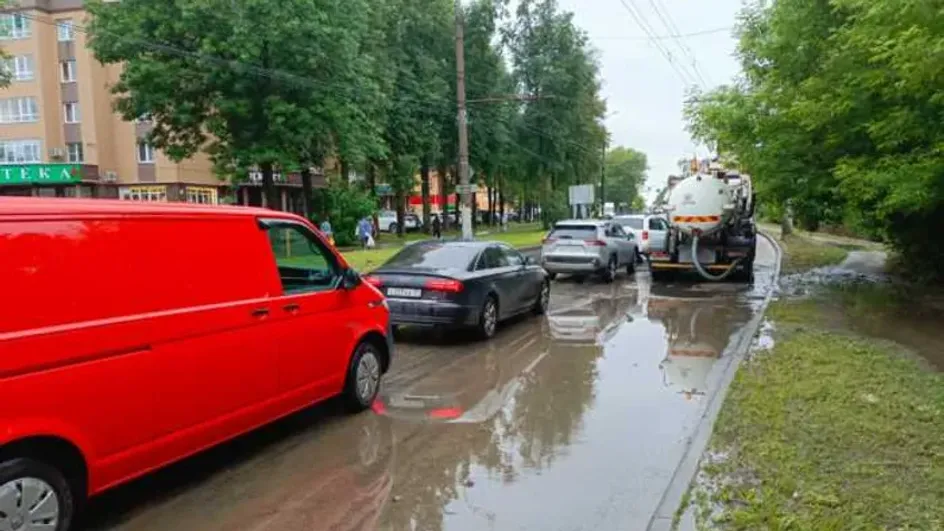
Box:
<box><xmin>0</xmin><ymin>218</ymin><xmax>276</xmax><ymax>334</ymax></box>
<box><xmin>265</xmin><ymin>222</ymin><xmax>340</xmax><ymax>294</ymax></box>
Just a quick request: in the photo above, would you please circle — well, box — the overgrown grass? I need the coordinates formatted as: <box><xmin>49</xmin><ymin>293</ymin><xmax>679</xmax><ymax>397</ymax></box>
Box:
<box><xmin>694</xmin><ymin>246</ymin><xmax>944</xmax><ymax>529</ymax></box>
<box><xmin>340</xmin><ymin>223</ymin><xmax>547</xmax><ymax>272</ymax></box>
<box><xmin>772</xmin><ymin>233</ymin><xmax>851</xmax><ymax>273</ymax></box>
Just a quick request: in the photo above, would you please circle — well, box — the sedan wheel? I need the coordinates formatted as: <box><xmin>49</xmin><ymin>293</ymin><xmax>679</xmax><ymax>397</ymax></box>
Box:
<box><xmin>533</xmin><ymin>281</ymin><xmax>550</xmax><ymax>315</ymax></box>
<box><xmin>477</xmin><ymin>297</ymin><xmax>498</xmax><ymax>339</ymax></box>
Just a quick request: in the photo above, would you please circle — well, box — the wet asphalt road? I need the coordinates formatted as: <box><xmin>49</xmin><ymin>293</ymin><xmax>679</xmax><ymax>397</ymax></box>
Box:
<box><xmin>84</xmin><ymin>238</ymin><xmax>777</xmax><ymax>531</ymax></box>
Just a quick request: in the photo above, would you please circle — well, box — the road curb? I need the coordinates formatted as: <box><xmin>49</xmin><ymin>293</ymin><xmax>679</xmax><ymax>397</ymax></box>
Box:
<box><xmin>647</xmin><ymin>232</ymin><xmax>784</xmax><ymax>531</ymax></box>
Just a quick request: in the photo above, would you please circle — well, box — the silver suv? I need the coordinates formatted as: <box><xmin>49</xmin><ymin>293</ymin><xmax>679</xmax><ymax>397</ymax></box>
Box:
<box><xmin>540</xmin><ymin>220</ymin><xmax>638</xmax><ymax>282</ymax></box>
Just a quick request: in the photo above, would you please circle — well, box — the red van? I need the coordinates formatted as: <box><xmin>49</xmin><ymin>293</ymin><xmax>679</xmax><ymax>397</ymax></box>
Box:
<box><xmin>0</xmin><ymin>198</ymin><xmax>392</xmax><ymax>531</ymax></box>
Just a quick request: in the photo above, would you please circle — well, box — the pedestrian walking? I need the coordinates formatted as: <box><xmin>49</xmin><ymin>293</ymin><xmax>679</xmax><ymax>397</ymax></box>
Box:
<box><xmin>432</xmin><ymin>214</ymin><xmax>442</xmax><ymax>239</ymax></box>
<box><xmin>357</xmin><ymin>217</ymin><xmax>373</xmax><ymax>249</ymax></box>
<box><xmin>320</xmin><ymin>217</ymin><xmax>334</xmax><ymax>246</ymax></box>
<box><xmin>501</xmin><ymin>211</ymin><xmax>509</xmax><ymax>232</ymax></box>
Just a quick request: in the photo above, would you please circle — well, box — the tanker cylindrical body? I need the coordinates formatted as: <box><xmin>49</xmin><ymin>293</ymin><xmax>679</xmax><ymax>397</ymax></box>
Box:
<box><xmin>665</xmin><ymin>174</ymin><xmax>731</xmax><ymax>235</ymax></box>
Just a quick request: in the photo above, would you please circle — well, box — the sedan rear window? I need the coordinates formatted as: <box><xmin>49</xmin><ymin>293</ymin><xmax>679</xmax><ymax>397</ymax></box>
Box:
<box><xmin>615</xmin><ymin>217</ymin><xmax>644</xmax><ymax>230</ymax></box>
<box><xmin>548</xmin><ymin>225</ymin><xmax>598</xmax><ymax>239</ymax></box>
<box><xmin>384</xmin><ymin>243</ymin><xmax>480</xmax><ymax>269</ymax></box>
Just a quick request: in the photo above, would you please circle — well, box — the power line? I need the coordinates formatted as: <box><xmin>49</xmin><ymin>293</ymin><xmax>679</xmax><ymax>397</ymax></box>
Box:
<box><xmin>646</xmin><ymin>0</ymin><xmax>710</xmax><ymax>87</ymax></box>
<box><xmin>592</xmin><ymin>26</ymin><xmax>731</xmax><ymax>41</ymax></box>
<box><xmin>614</xmin><ymin>0</ymin><xmax>700</xmax><ymax>87</ymax></box>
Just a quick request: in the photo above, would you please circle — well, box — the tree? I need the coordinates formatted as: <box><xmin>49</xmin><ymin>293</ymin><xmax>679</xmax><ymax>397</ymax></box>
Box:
<box><xmin>87</xmin><ymin>0</ymin><xmax>372</xmax><ymax>210</ymax></box>
<box><xmin>604</xmin><ymin>146</ymin><xmax>647</xmax><ymax>210</ymax></box>
<box><xmin>685</xmin><ymin>0</ymin><xmax>944</xmax><ymax>279</ymax></box>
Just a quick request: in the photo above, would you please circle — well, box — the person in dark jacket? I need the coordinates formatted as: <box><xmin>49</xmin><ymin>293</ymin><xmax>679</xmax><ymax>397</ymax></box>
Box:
<box><xmin>431</xmin><ymin>214</ymin><xmax>442</xmax><ymax>239</ymax></box>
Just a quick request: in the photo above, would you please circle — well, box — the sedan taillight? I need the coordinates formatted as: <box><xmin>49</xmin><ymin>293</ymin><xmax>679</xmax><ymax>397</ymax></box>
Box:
<box><xmin>424</xmin><ymin>279</ymin><xmax>464</xmax><ymax>293</ymax></box>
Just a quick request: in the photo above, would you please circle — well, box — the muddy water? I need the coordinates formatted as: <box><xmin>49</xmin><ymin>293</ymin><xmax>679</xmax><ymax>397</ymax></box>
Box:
<box><xmin>85</xmin><ymin>239</ymin><xmax>778</xmax><ymax>531</ymax></box>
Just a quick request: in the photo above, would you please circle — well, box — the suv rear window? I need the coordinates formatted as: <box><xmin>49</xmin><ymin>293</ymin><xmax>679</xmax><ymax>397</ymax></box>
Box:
<box><xmin>548</xmin><ymin>225</ymin><xmax>598</xmax><ymax>239</ymax></box>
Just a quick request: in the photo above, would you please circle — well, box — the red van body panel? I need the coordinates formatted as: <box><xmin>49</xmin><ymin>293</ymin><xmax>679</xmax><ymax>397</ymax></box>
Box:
<box><xmin>0</xmin><ymin>198</ymin><xmax>389</xmax><ymax>496</ymax></box>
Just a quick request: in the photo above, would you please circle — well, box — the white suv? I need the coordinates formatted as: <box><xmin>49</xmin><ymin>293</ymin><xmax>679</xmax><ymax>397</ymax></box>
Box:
<box><xmin>613</xmin><ymin>214</ymin><xmax>669</xmax><ymax>255</ymax></box>
<box><xmin>540</xmin><ymin>220</ymin><xmax>638</xmax><ymax>282</ymax></box>
<box><xmin>377</xmin><ymin>210</ymin><xmax>421</xmax><ymax>233</ymax></box>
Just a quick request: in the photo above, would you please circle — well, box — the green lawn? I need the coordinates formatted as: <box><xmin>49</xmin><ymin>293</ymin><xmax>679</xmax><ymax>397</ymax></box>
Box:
<box><xmin>341</xmin><ymin>222</ymin><xmax>547</xmax><ymax>272</ymax></box>
<box><xmin>689</xmin><ymin>232</ymin><xmax>944</xmax><ymax>529</ymax></box>
<box><xmin>696</xmin><ymin>297</ymin><xmax>944</xmax><ymax>529</ymax></box>
<box><xmin>758</xmin><ymin>226</ymin><xmax>851</xmax><ymax>273</ymax></box>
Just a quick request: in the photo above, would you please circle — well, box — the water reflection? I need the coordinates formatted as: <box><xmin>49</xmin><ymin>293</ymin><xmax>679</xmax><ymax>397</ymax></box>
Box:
<box><xmin>644</xmin><ymin>283</ymin><xmax>753</xmax><ymax>398</ymax></box>
<box><xmin>85</xmin><ymin>405</ymin><xmax>395</xmax><ymax>531</ymax></box>
<box><xmin>376</xmin><ymin>289</ymin><xmax>638</xmax><ymax>531</ymax></box>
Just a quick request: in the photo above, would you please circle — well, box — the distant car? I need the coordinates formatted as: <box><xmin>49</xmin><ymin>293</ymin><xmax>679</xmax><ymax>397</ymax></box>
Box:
<box><xmin>540</xmin><ymin>220</ymin><xmax>638</xmax><ymax>282</ymax></box>
<box><xmin>376</xmin><ymin>210</ymin><xmax>421</xmax><ymax>233</ymax></box>
<box><xmin>613</xmin><ymin>214</ymin><xmax>669</xmax><ymax>257</ymax></box>
<box><xmin>365</xmin><ymin>240</ymin><xmax>550</xmax><ymax>339</ymax></box>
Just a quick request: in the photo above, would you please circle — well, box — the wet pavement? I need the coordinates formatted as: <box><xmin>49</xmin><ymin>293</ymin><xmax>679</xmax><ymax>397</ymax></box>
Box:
<box><xmin>84</xmin><ymin>238</ymin><xmax>778</xmax><ymax>531</ymax></box>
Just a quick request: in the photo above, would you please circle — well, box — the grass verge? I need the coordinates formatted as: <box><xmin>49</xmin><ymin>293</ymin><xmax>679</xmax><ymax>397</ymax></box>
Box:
<box><xmin>691</xmin><ymin>236</ymin><xmax>944</xmax><ymax>529</ymax></box>
<box><xmin>340</xmin><ymin>222</ymin><xmax>547</xmax><ymax>272</ymax></box>
<box><xmin>760</xmin><ymin>226</ymin><xmax>852</xmax><ymax>274</ymax></box>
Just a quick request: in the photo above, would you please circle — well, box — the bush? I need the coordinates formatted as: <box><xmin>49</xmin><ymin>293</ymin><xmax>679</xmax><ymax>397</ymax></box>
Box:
<box><xmin>313</xmin><ymin>181</ymin><xmax>375</xmax><ymax>247</ymax></box>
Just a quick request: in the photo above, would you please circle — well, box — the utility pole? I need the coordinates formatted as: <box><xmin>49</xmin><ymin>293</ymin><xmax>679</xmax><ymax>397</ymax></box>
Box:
<box><xmin>600</xmin><ymin>138</ymin><xmax>607</xmax><ymax>213</ymax></box>
<box><xmin>455</xmin><ymin>0</ymin><xmax>473</xmax><ymax>240</ymax></box>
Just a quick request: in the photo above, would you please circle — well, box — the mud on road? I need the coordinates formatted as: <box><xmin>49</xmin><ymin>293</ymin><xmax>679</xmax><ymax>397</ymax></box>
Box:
<box><xmin>84</xmin><ymin>238</ymin><xmax>778</xmax><ymax>531</ymax></box>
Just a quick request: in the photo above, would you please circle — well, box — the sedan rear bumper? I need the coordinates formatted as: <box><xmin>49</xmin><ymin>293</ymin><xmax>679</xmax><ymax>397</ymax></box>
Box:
<box><xmin>387</xmin><ymin>298</ymin><xmax>478</xmax><ymax>327</ymax></box>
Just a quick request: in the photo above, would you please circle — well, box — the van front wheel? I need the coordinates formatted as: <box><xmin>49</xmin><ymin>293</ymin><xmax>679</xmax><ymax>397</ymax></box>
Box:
<box><xmin>343</xmin><ymin>341</ymin><xmax>383</xmax><ymax>412</ymax></box>
<box><xmin>0</xmin><ymin>458</ymin><xmax>74</xmax><ymax>531</ymax></box>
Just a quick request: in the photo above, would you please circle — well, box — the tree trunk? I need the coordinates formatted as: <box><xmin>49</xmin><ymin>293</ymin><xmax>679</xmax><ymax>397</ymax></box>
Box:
<box><xmin>421</xmin><ymin>163</ymin><xmax>431</xmax><ymax>234</ymax></box>
<box><xmin>300</xmin><ymin>166</ymin><xmax>314</xmax><ymax>220</ymax></box>
<box><xmin>261</xmin><ymin>161</ymin><xmax>279</xmax><ymax>211</ymax></box>
<box><xmin>498</xmin><ymin>178</ymin><xmax>505</xmax><ymax>224</ymax></box>
<box><xmin>486</xmin><ymin>185</ymin><xmax>494</xmax><ymax>226</ymax></box>
<box><xmin>781</xmin><ymin>200</ymin><xmax>794</xmax><ymax>237</ymax></box>
<box><xmin>395</xmin><ymin>189</ymin><xmax>405</xmax><ymax>238</ymax></box>
<box><xmin>438</xmin><ymin>164</ymin><xmax>450</xmax><ymax>231</ymax></box>
<box><xmin>368</xmin><ymin>162</ymin><xmax>379</xmax><ymax>235</ymax></box>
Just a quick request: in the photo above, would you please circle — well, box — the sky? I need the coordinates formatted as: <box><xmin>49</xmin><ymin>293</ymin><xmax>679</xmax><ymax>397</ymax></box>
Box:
<box><xmin>555</xmin><ymin>0</ymin><xmax>744</xmax><ymax>203</ymax></box>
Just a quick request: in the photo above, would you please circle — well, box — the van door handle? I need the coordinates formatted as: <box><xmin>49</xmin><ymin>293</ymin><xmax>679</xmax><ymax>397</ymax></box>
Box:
<box><xmin>251</xmin><ymin>307</ymin><xmax>270</xmax><ymax>318</ymax></box>
<box><xmin>283</xmin><ymin>303</ymin><xmax>301</xmax><ymax>314</ymax></box>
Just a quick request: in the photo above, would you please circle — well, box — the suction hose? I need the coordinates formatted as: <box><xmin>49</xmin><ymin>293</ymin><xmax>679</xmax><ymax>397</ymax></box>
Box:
<box><xmin>690</xmin><ymin>232</ymin><xmax>743</xmax><ymax>282</ymax></box>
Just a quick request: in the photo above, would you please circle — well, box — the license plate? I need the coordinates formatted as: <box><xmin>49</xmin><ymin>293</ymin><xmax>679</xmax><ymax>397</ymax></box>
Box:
<box><xmin>387</xmin><ymin>287</ymin><xmax>422</xmax><ymax>298</ymax></box>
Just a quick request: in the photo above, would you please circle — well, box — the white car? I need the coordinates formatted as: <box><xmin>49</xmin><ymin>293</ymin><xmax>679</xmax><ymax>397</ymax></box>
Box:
<box><xmin>613</xmin><ymin>214</ymin><xmax>669</xmax><ymax>256</ymax></box>
<box><xmin>377</xmin><ymin>210</ymin><xmax>421</xmax><ymax>233</ymax></box>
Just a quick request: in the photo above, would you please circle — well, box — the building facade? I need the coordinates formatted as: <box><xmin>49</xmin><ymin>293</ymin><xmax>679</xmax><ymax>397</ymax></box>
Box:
<box><xmin>0</xmin><ymin>1</ymin><xmax>299</xmax><ymax>207</ymax></box>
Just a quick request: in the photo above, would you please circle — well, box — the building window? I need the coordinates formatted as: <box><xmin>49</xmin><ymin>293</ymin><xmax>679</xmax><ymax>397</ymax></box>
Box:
<box><xmin>66</xmin><ymin>142</ymin><xmax>83</xmax><ymax>163</ymax></box>
<box><xmin>0</xmin><ymin>97</ymin><xmax>39</xmax><ymax>123</ymax></box>
<box><xmin>120</xmin><ymin>186</ymin><xmax>167</xmax><ymax>202</ymax></box>
<box><xmin>63</xmin><ymin>102</ymin><xmax>80</xmax><ymax>124</ymax></box>
<box><xmin>186</xmin><ymin>186</ymin><xmax>218</xmax><ymax>204</ymax></box>
<box><xmin>0</xmin><ymin>14</ymin><xmax>32</xmax><ymax>40</ymax></box>
<box><xmin>1</xmin><ymin>55</ymin><xmax>34</xmax><ymax>81</ymax></box>
<box><xmin>0</xmin><ymin>139</ymin><xmax>42</xmax><ymax>164</ymax></box>
<box><xmin>136</xmin><ymin>141</ymin><xmax>155</xmax><ymax>163</ymax></box>
<box><xmin>60</xmin><ymin>60</ymin><xmax>76</xmax><ymax>82</ymax></box>
<box><xmin>56</xmin><ymin>19</ymin><xmax>74</xmax><ymax>42</ymax></box>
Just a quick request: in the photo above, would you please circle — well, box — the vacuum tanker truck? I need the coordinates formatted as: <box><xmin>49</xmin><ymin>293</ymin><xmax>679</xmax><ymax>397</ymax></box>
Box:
<box><xmin>649</xmin><ymin>160</ymin><xmax>757</xmax><ymax>282</ymax></box>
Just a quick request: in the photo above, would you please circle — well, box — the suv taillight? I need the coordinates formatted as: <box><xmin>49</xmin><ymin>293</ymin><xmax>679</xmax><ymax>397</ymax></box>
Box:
<box><xmin>364</xmin><ymin>275</ymin><xmax>383</xmax><ymax>287</ymax></box>
<box><xmin>585</xmin><ymin>239</ymin><xmax>607</xmax><ymax>247</ymax></box>
<box><xmin>542</xmin><ymin>236</ymin><xmax>556</xmax><ymax>244</ymax></box>
<box><xmin>424</xmin><ymin>279</ymin><xmax>463</xmax><ymax>293</ymax></box>
<box><xmin>642</xmin><ymin>231</ymin><xmax>649</xmax><ymax>241</ymax></box>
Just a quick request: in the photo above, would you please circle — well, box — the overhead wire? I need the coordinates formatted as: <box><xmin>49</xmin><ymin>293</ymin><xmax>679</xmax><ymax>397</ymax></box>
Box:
<box><xmin>646</xmin><ymin>0</ymin><xmax>710</xmax><ymax>88</ymax></box>
<box><xmin>614</xmin><ymin>0</ymin><xmax>700</xmax><ymax>88</ymax></box>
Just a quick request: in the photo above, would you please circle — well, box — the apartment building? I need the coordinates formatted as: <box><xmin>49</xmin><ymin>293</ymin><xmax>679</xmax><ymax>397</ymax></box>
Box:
<box><xmin>0</xmin><ymin>1</ymin><xmax>321</xmax><ymax>209</ymax></box>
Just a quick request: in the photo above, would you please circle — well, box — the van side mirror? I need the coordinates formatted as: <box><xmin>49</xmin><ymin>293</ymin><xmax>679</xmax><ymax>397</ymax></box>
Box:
<box><xmin>341</xmin><ymin>268</ymin><xmax>362</xmax><ymax>290</ymax></box>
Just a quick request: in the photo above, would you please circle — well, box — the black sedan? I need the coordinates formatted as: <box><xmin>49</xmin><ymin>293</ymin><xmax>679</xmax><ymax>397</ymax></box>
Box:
<box><xmin>364</xmin><ymin>240</ymin><xmax>550</xmax><ymax>339</ymax></box>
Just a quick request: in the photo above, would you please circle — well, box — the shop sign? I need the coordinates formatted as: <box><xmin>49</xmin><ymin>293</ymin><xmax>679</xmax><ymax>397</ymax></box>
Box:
<box><xmin>0</xmin><ymin>164</ymin><xmax>82</xmax><ymax>185</ymax></box>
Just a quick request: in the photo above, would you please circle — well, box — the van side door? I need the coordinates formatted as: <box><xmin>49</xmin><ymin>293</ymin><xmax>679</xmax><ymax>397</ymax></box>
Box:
<box><xmin>648</xmin><ymin>217</ymin><xmax>670</xmax><ymax>253</ymax></box>
<box><xmin>261</xmin><ymin>220</ymin><xmax>358</xmax><ymax>406</ymax></box>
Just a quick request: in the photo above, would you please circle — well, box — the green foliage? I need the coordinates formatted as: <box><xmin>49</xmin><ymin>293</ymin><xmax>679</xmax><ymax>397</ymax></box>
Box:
<box><xmin>605</xmin><ymin>147</ymin><xmax>647</xmax><ymax>208</ymax></box>
<box><xmin>685</xmin><ymin>0</ymin><xmax>944</xmax><ymax>280</ymax></box>
<box><xmin>315</xmin><ymin>182</ymin><xmax>375</xmax><ymax>247</ymax></box>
